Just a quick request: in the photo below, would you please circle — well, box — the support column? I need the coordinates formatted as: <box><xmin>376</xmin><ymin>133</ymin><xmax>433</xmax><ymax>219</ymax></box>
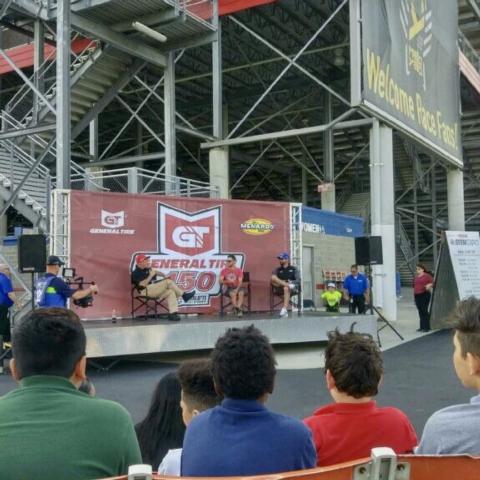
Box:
<box><xmin>447</xmin><ymin>168</ymin><xmax>465</xmax><ymax>230</ymax></box>
<box><xmin>209</xmin><ymin>17</ymin><xmax>229</xmax><ymax>199</ymax></box>
<box><xmin>0</xmin><ymin>200</ymin><xmax>7</xmax><ymax>237</ymax></box>
<box><xmin>370</xmin><ymin>120</ymin><xmax>397</xmax><ymax>320</ymax></box>
<box><xmin>322</xmin><ymin>92</ymin><xmax>335</xmax><ymax>211</ymax></box>
<box><xmin>164</xmin><ymin>51</ymin><xmax>176</xmax><ymax>194</ymax></box>
<box><xmin>33</xmin><ymin>20</ymin><xmax>45</xmax><ymax>124</ymax></box>
<box><xmin>301</xmin><ymin>167</ymin><xmax>308</xmax><ymax>204</ymax></box>
<box><xmin>431</xmin><ymin>159</ymin><xmax>438</xmax><ymax>266</ymax></box>
<box><xmin>86</xmin><ymin>117</ymin><xmax>102</xmax><ymax>191</ymax></box>
<box><xmin>56</xmin><ymin>0</ymin><xmax>71</xmax><ymax>189</ymax></box>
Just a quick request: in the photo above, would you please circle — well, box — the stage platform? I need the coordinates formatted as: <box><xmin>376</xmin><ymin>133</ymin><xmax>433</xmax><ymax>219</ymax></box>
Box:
<box><xmin>83</xmin><ymin>312</ymin><xmax>377</xmax><ymax>358</ymax></box>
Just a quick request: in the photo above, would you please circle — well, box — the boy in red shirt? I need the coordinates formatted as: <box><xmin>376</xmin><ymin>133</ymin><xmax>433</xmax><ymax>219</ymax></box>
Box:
<box><xmin>219</xmin><ymin>255</ymin><xmax>245</xmax><ymax>317</ymax></box>
<box><xmin>304</xmin><ymin>330</ymin><xmax>417</xmax><ymax>466</ymax></box>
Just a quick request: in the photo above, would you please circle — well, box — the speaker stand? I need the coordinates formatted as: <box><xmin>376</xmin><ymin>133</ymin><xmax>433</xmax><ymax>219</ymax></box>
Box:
<box><xmin>366</xmin><ymin>266</ymin><xmax>404</xmax><ymax>347</ymax></box>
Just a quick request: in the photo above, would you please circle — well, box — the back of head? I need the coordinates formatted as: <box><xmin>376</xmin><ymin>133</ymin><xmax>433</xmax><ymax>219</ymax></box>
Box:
<box><xmin>211</xmin><ymin>325</ymin><xmax>276</xmax><ymax>400</ymax></box>
<box><xmin>178</xmin><ymin>359</ymin><xmax>221</xmax><ymax>411</ymax></box>
<box><xmin>12</xmin><ymin>308</ymin><xmax>86</xmax><ymax>379</ymax></box>
<box><xmin>136</xmin><ymin>372</ymin><xmax>185</xmax><ymax>466</ymax></box>
<box><xmin>451</xmin><ymin>297</ymin><xmax>480</xmax><ymax>358</ymax></box>
<box><xmin>325</xmin><ymin>330</ymin><xmax>383</xmax><ymax>398</ymax></box>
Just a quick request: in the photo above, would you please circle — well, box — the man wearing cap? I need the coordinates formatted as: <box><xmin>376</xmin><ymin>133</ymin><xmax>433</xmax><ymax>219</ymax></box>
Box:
<box><xmin>271</xmin><ymin>252</ymin><xmax>300</xmax><ymax>318</ymax></box>
<box><xmin>35</xmin><ymin>256</ymin><xmax>98</xmax><ymax>308</ymax></box>
<box><xmin>321</xmin><ymin>283</ymin><xmax>342</xmax><ymax>312</ymax></box>
<box><xmin>131</xmin><ymin>255</ymin><xmax>196</xmax><ymax>322</ymax></box>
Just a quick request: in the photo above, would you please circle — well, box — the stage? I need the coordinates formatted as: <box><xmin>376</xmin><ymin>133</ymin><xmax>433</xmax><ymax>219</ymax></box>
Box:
<box><xmin>83</xmin><ymin>311</ymin><xmax>377</xmax><ymax>358</ymax></box>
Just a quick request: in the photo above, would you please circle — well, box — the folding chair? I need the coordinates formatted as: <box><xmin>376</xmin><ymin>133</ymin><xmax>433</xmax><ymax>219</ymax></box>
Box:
<box><xmin>220</xmin><ymin>272</ymin><xmax>252</xmax><ymax>316</ymax></box>
<box><xmin>131</xmin><ymin>286</ymin><xmax>168</xmax><ymax>319</ymax></box>
<box><xmin>270</xmin><ymin>282</ymin><xmax>302</xmax><ymax>313</ymax></box>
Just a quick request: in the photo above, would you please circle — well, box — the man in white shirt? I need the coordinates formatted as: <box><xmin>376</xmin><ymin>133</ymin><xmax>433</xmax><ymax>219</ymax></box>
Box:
<box><xmin>158</xmin><ymin>359</ymin><xmax>221</xmax><ymax>475</ymax></box>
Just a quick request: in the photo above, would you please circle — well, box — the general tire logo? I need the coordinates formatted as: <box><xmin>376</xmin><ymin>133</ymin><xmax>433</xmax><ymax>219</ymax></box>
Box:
<box><xmin>400</xmin><ymin>0</ymin><xmax>432</xmax><ymax>91</ymax></box>
<box><xmin>131</xmin><ymin>203</ymin><xmax>244</xmax><ymax>307</ymax></box>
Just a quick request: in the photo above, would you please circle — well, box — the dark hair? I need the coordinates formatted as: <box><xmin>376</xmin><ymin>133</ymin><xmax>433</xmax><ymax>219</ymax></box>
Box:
<box><xmin>325</xmin><ymin>329</ymin><xmax>383</xmax><ymax>398</ymax></box>
<box><xmin>450</xmin><ymin>297</ymin><xmax>480</xmax><ymax>358</ymax></box>
<box><xmin>12</xmin><ymin>308</ymin><xmax>86</xmax><ymax>379</ymax></box>
<box><xmin>416</xmin><ymin>263</ymin><xmax>429</xmax><ymax>273</ymax></box>
<box><xmin>178</xmin><ymin>359</ymin><xmax>222</xmax><ymax>411</ymax></box>
<box><xmin>211</xmin><ymin>325</ymin><xmax>276</xmax><ymax>400</ymax></box>
<box><xmin>135</xmin><ymin>372</ymin><xmax>185</xmax><ymax>467</ymax></box>
<box><xmin>350</xmin><ymin>264</ymin><xmax>358</xmax><ymax>270</ymax></box>
<box><xmin>227</xmin><ymin>254</ymin><xmax>236</xmax><ymax>261</ymax></box>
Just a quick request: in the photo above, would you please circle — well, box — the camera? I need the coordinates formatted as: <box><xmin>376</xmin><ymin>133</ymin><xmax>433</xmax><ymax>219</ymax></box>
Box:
<box><xmin>63</xmin><ymin>267</ymin><xmax>96</xmax><ymax>308</ymax></box>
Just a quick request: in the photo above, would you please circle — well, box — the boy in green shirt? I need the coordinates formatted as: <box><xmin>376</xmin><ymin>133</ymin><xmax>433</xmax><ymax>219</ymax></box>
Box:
<box><xmin>321</xmin><ymin>283</ymin><xmax>342</xmax><ymax>312</ymax></box>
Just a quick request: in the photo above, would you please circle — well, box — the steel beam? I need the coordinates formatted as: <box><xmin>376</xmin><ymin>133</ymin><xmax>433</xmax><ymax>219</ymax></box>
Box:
<box><xmin>322</xmin><ymin>92</ymin><xmax>335</xmax><ymax>211</ymax></box>
<box><xmin>0</xmin><ymin>0</ymin><xmax>13</xmax><ymax>22</ymax></box>
<box><xmin>70</xmin><ymin>13</ymin><xmax>167</xmax><ymax>68</ymax></box>
<box><xmin>82</xmin><ymin>152</ymin><xmax>165</xmax><ymax>168</ymax></box>
<box><xmin>201</xmin><ymin>113</ymin><xmax>369</xmax><ymax>148</ymax></box>
<box><xmin>0</xmin><ymin>123</ymin><xmax>56</xmax><ymax>140</ymax></box>
<box><xmin>164</xmin><ymin>51</ymin><xmax>177</xmax><ymax>193</ymax></box>
<box><xmin>33</xmin><ymin>19</ymin><xmax>45</xmax><ymax>124</ymax></box>
<box><xmin>56</xmin><ymin>0</ymin><xmax>71</xmax><ymax>189</ymax></box>
<box><xmin>113</xmin><ymin>9</ymin><xmax>182</xmax><ymax>32</ymax></box>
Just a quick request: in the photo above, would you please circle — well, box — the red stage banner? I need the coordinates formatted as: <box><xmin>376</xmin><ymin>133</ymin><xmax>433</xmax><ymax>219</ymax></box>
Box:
<box><xmin>219</xmin><ymin>0</ymin><xmax>276</xmax><ymax>16</ymax></box>
<box><xmin>69</xmin><ymin>191</ymin><xmax>291</xmax><ymax>319</ymax></box>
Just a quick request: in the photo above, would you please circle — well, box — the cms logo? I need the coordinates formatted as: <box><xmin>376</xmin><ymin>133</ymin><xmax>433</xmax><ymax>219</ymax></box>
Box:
<box><xmin>101</xmin><ymin>210</ymin><xmax>125</xmax><ymax>228</ymax></box>
<box><xmin>172</xmin><ymin>226</ymin><xmax>210</xmax><ymax>248</ymax></box>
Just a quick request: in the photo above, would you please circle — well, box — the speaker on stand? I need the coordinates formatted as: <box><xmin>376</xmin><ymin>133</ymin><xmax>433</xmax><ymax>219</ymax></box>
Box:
<box><xmin>18</xmin><ymin>234</ymin><xmax>47</xmax><ymax>309</ymax></box>
<box><xmin>354</xmin><ymin>236</ymin><xmax>403</xmax><ymax>345</ymax></box>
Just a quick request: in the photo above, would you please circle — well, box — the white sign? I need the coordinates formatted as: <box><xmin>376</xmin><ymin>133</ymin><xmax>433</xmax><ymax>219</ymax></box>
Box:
<box><xmin>446</xmin><ymin>231</ymin><xmax>480</xmax><ymax>299</ymax></box>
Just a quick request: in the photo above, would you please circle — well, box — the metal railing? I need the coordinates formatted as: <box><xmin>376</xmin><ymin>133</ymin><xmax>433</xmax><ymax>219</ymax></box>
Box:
<box><xmin>70</xmin><ymin>166</ymin><xmax>220</xmax><ymax>198</ymax></box>
<box><xmin>459</xmin><ymin>29</ymin><xmax>480</xmax><ymax>72</ymax></box>
<box><xmin>395</xmin><ymin>214</ymin><xmax>416</xmax><ymax>274</ymax></box>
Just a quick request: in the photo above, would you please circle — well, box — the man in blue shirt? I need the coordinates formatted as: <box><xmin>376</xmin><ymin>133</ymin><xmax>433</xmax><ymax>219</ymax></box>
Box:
<box><xmin>181</xmin><ymin>325</ymin><xmax>316</xmax><ymax>476</ymax></box>
<box><xmin>35</xmin><ymin>256</ymin><xmax>98</xmax><ymax>308</ymax></box>
<box><xmin>0</xmin><ymin>264</ymin><xmax>17</xmax><ymax>343</ymax></box>
<box><xmin>342</xmin><ymin>264</ymin><xmax>370</xmax><ymax>314</ymax></box>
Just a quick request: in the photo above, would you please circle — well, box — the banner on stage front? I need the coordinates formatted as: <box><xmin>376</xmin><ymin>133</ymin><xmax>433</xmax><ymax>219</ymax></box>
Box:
<box><xmin>69</xmin><ymin>191</ymin><xmax>291</xmax><ymax>319</ymax></box>
<box><xmin>350</xmin><ymin>0</ymin><xmax>462</xmax><ymax>165</ymax></box>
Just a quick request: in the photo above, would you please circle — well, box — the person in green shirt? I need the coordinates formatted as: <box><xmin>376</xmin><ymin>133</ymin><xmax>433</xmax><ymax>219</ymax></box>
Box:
<box><xmin>0</xmin><ymin>307</ymin><xmax>142</xmax><ymax>480</ymax></box>
<box><xmin>321</xmin><ymin>283</ymin><xmax>342</xmax><ymax>312</ymax></box>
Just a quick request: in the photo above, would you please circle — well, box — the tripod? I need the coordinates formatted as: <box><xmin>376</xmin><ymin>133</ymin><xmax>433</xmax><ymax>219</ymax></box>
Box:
<box><xmin>365</xmin><ymin>265</ymin><xmax>404</xmax><ymax>347</ymax></box>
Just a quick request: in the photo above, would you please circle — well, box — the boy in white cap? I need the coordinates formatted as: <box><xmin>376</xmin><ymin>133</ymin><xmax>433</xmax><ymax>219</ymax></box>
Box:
<box><xmin>321</xmin><ymin>283</ymin><xmax>342</xmax><ymax>312</ymax></box>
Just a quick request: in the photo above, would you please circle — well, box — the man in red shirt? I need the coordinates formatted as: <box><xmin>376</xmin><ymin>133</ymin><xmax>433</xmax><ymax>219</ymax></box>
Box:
<box><xmin>219</xmin><ymin>255</ymin><xmax>245</xmax><ymax>317</ymax></box>
<box><xmin>303</xmin><ymin>330</ymin><xmax>417</xmax><ymax>466</ymax></box>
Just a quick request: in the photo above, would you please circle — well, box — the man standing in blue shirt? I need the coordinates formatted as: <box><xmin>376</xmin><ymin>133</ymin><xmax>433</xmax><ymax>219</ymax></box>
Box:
<box><xmin>35</xmin><ymin>256</ymin><xmax>98</xmax><ymax>308</ymax></box>
<box><xmin>343</xmin><ymin>264</ymin><xmax>370</xmax><ymax>314</ymax></box>
<box><xmin>0</xmin><ymin>264</ymin><xmax>17</xmax><ymax>343</ymax></box>
<box><xmin>181</xmin><ymin>325</ymin><xmax>316</xmax><ymax>476</ymax></box>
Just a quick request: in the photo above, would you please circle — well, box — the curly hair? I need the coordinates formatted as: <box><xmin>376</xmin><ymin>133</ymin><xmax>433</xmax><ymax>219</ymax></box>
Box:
<box><xmin>450</xmin><ymin>297</ymin><xmax>480</xmax><ymax>358</ymax></box>
<box><xmin>325</xmin><ymin>329</ymin><xmax>383</xmax><ymax>398</ymax></box>
<box><xmin>178</xmin><ymin>359</ymin><xmax>221</xmax><ymax>411</ymax></box>
<box><xmin>211</xmin><ymin>325</ymin><xmax>276</xmax><ymax>399</ymax></box>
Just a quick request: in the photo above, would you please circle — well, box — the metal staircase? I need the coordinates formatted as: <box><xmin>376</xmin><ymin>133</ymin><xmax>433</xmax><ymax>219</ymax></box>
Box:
<box><xmin>339</xmin><ymin>192</ymin><xmax>370</xmax><ymax>221</ymax></box>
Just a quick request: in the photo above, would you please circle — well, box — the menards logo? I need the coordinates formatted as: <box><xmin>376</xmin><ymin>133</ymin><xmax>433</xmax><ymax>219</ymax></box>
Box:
<box><xmin>240</xmin><ymin>218</ymin><xmax>274</xmax><ymax>236</ymax></box>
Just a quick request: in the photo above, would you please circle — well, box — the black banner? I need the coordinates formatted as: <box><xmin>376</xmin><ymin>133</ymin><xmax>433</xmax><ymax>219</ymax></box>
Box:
<box><xmin>357</xmin><ymin>0</ymin><xmax>462</xmax><ymax>164</ymax></box>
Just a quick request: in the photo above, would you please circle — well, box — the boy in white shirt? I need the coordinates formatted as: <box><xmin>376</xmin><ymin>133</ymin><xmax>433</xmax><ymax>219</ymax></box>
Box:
<box><xmin>158</xmin><ymin>359</ymin><xmax>222</xmax><ymax>475</ymax></box>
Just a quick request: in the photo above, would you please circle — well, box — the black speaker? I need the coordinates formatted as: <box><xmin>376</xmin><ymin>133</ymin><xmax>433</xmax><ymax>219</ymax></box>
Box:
<box><xmin>18</xmin><ymin>234</ymin><xmax>47</xmax><ymax>273</ymax></box>
<box><xmin>355</xmin><ymin>236</ymin><xmax>383</xmax><ymax>265</ymax></box>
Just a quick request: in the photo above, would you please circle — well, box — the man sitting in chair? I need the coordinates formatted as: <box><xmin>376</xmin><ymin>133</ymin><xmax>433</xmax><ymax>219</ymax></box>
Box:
<box><xmin>131</xmin><ymin>254</ymin><xmax>195</xmax><ymax>322</ymax></box>
<box><xmin>271</xmin><ymin>252</ymin><xmax>300</xmax><ymax>318</ymax></box>
<box><xmin>219</xmin><ymin>255</ymin><xmax>245</xmax><ymax>317</ymax></box>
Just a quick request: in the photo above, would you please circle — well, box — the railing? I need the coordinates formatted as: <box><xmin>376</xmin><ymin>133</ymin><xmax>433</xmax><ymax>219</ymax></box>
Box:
<box><xmin>395</xmin><ymin>214</ymin><xmax>416</xmax><ymax>274</ymax></box>
<box><xmin>70</xmin><ymin>166</ymin><xmax>220</xmax><ymax>198</ymax></box>
<box><xmin>403</xmin><ymin>140</ymin><xmax>429</xmax><ymax>193</ymax></box>
<box><xmin>459</xmin><ymin>29</ymin><xmax>480</xmax><ymax>72</ymax></box>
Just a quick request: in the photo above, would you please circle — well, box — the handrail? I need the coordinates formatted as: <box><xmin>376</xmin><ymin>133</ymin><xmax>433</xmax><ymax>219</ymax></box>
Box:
<box><xmin>459</xmin><ymin>29</ymin><xmax>480</xmax><ymax>72</ymax></box>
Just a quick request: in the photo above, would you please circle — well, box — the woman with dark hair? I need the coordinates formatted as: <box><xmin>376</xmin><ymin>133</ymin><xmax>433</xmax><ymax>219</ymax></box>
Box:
<box><xmin>135</xmin><ymin>372</ymin><xmax>186</xmax><ymax>468</ymax></box>
<box><xmin>414</xmin><ymin>263</ymin><xmax>434</xmax><ymax>332</ymax></box>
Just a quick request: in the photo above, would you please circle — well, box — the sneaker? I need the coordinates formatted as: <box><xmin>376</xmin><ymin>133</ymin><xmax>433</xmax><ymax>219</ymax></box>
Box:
<box><xmin>182</xmin><ymin>290</ymin><xmax>196</xmax><ymax>303</ymax></box>
<box><xmin>237</xmin><ymin>309</ymin><xmax>243</xmax><ymax>317</ymax></box>
<box><xmin>288</xmin><ymin>283</ymin><xmax>296</xmax><ymax>291</ymax></box>
<box><xmin>168</xmin><ymin>313</ymin><xmax>181</xmax><ymax>322</ymax></box>
<box><xmin>279</xmin><ymin>307</ymin><xmax>288</xmax><ymax>318</ymax></box>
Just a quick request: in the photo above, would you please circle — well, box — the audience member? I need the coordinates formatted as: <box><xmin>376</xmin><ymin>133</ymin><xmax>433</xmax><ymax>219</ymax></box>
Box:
<box><xmin>181</xmin><ymin>325</ymin><xmax>316</xmax><ymax>476</ymax></box>
<box><xmin>413</xmin><ymin>263</ymin><xmax>434</xmax><ymax>332</ymax></box>
<box><xmin>304</xmin><ymin>329</ymin><xmax>417</xmax><ymax>466</ymax></box>
<box><xmin>0</xmin><ymin>264</ymin><xmax>17</xmax><ymax>344</ymax></box>
<box><xmin>416</xmin><ymin>297</ymin><xmax>480</xmax><ymax>454</ymax></box>
<box><xmin>135</xmin><ymin>372</ymin><xmax>185</xmax><ymax>468</ymax></box>
<box><xmin>159</xmin><ymin>359</ymin><xmax>222</xmax><ymax>475</ymax></box>
<box><xmin>0</xmin><ymin>308</ymin><xmax>141</xmax><ymax>480</ymax></box>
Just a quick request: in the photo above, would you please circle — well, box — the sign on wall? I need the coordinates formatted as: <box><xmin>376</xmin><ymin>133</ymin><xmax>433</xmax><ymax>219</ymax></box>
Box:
<box><xmin>350</xmin><ymin>0</ymin><xmax>462</xmax><ymax>166</ymax></box>
<box><xmin>70</xmin><ymin>191</ymin><xmax>291</xmax><ymax>319</ymax></box>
